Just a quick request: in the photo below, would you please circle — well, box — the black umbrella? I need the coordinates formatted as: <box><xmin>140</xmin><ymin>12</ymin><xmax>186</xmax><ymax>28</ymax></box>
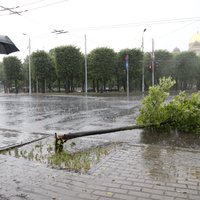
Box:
<box><xmin>0</xmin><ymin>35</ymin><xmax>19</xmax><ymax>55</ymax></box>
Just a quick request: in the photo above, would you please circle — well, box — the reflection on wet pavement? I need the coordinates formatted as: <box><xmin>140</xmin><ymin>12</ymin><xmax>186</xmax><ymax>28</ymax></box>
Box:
<box><xmin>0</xmin><ymin>128</ymin><xmax>48</xmax><ymax>150</ymax></box>
<box><xmin>0</xmin><ymin>94</ymin><xmax>140</xmax><ymax>148</ymax></box>
<box><xmin>140</xmin><ymin>128</ymin><xmax>200</xmax><ymax>149</ymax></box>
<box><xmin>1</xmin><ymin>136</ymin><xmax>116</xmax><ymax>173</ymax></box>
<box><xmin>0</xmin><ymin>94</ymin><xmax>200</xmax><ymax>186</ymax></box>
<box><xmin>1</xmin><ymin>94</ymin><xmax>200</xmax><ymax>150</ymax></box>
<box><xmin>141</xmin><ymin>144</ymin><xmax>200</xmax><ymax>181</ymax></box>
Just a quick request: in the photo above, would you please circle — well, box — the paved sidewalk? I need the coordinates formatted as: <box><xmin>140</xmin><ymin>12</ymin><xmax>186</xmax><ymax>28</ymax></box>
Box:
<box><xmin>0</xmin><ymin>143</ymin><xmax>200</xmax><ymax>200</ymax></box>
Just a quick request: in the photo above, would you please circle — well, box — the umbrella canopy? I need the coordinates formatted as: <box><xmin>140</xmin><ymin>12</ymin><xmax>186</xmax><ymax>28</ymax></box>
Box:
<box><xmin>0</xmin><ymin>35</ymin><xmax>19</xmax><ymax>55</ymax></box>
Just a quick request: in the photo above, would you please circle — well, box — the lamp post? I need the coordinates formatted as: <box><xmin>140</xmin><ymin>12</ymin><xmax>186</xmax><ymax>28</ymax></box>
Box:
<box><xmin>84</xmin><ymin>34</ymin><xmax>88</xmax><ymax>95</ymax></box>
<box><xmin>125</xmin><ymin>54</ymin><xmax>129</xmax><ymax>99</ymax></box>
<box><xmin>141</xmin><ymin>28</ymin><xmax>146</xmax><ymax>93</ymax></box>
<box><xmin>152</xmin><ymin>38</ymin><xmax>155</xmax><ymax>86</ymax></box>
<box><xmin>23</xmin><ymin>33</ymin><xmax>31</xmax><ymax>94</ymax></box>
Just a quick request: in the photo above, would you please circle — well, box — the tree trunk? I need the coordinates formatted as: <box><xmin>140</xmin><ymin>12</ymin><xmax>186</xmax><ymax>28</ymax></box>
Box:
<box><xmin>197</xmin><ymin>80</ymin><xmax>200</xmax><ymax>90</ymax></box>
<box><xmin>55</xmin><ymin>124</ymin><xmax>146</xmax><ymax>143</ymax></box>
<box><xmin>15</xmin><ymin>80</ymin><xmax>18</xmax><ymax>94</ymax></box>
<box><xmin>58</xmin><ymin>79</ymin><xmax>61</xmax><ymax>92</ymax></box>
<box><xmin>97</xmin><ymin>80</ymin><xmax>99</xmax><ymax>93</ymax></box>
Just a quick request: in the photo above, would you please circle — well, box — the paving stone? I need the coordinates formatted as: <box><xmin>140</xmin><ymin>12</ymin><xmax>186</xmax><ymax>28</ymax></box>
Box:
<box><xmin>0</xmin><ymin>143</ymin><xmax>200</xmax><ymax>200</ymax></box>
<box><xmin>151</xmin><ymin>194</ymin><xmax>174</xmax><ymax>200</ymax></box>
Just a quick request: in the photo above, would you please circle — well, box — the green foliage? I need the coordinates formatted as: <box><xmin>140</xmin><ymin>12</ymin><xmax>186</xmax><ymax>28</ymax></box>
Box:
<box><xmin>0</xmin><ymin>62</ymin><xmax>5</xmax><ymax>82</ymax></box>
<box><xmin>166</xmin><ymin>91</ymin><xmax>200</xmax><ymax>133</ymax></box>
<box><xmin>136</xmin><ymin>77</ymin><xmax>175</xmax><ymax>125</ymax></box>
<box><xmin>117</xmin><ymin>48</ymin><xmax>143</xmax><ymax>91</ymax></box>
<box><xmin>31</xmin><ymin>50</ymin><xmax>56</xmax><ymax>93</ymax></box>
<box><xmin>88</xmin><ymin>47</ymin><xmax>116</xmax><ymax>91</ymax></box>
<box><xmin>145</xmin><ymin>50</ymin><xmax>174</xmax><ymax>86</ymax></box>
<box><xmin>3</xmin><ymin>56</ymin><xmax>23</xmax><ymax>92</ymax></box>
<box><xmin>136</xmin><ymin>76</ymin><xmax>200</xmax><ymax>133</ymax></box>
<box><xmin>175</xmin><ymin>51</ymin><xmax>199</xmax><ymax>90</ymax></box>
<box><xmin>54</xmin><ymin>45</ymin><xmax>83</xmax><ymax>92</ymax></box>
<box><xmin>2</xmin><ymin>45</ymin><xmax>200</xmax><ymax>93</ymax></box>
<box><xmin>32</xmin><ymin>50</ymin><xmax>54</xmax><ymax>80</ymax></box>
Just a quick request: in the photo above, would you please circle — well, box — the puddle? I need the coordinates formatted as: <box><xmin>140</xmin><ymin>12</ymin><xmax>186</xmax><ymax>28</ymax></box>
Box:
<box><xmin>0</xmin><ymin>137</ymin><xmax>117</xmax><ymax>173</ymax></box>
<box><xmin>140</xmin><ymin>128</ymin><xmax>200</xmax><ymax>149</ymax></box>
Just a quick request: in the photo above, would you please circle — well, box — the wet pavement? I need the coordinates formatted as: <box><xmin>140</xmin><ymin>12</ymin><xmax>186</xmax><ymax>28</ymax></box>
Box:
<box><xmin>0</xmin><ymin>94</ymin><xmax>200</xmax><ymax>199</ymax></box>
<box><xmin>0</xmin><ymin>94</ymin><xmax>140</xmax><ymax>148</ymax></box>
<box><xmin>0</xmin><ymin>140</ymin><xmax>200</xmax><ymax>200</ymax></box>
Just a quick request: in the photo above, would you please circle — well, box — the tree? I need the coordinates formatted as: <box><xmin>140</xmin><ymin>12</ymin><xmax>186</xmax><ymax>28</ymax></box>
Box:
<box><xmin>117</xmin><ymin>48</ymin><xmax>143</xmax><ymax>92</ymax></box>
<box><xmin>144</xmin><ymin>50</ymin><xmax>174</xmax><ymax>89</ymax></box>
<box><xmin>88</xmin><ymin>47</ymin><xmax>116</xmax><ymax>92</ymax></box>
<box><xmin>54</xmin><ymin>45</ymin><xmax>83</xmax><ymax>93</ymax></box>
<box><xmin>0</xmin><ymin>62</ymin><xmax>5</xmax><ymax>92</ymax></box>
<box><xmin>136</xmin><ymin>76</ymin><xmax>200</xmax><ymax>133</ymax></box>
<box><xmin>0</xmin><ymin>62</ymin><xmax>4</xmax><ymax>83</ymax></box>
<box><xmin>31</xmin><ymin>50</ymin><xmax>55</xmax><ymax>93</ymax></box>
<box><xmin>175</xmin><ymin>51</ymin><xmax>199</xmax><ymax>90</ymax></box>
<box><xmin>3</xmin><ymin>56</ymin><xmax>22</xmax><ymax>93</ymax></box>
<box><xmin>197</xmin><ymin>57</ymin><xmax>200</xmax><ymax>90</ymax></box>
<box><xmin>136</xmin><ymin>77</ymin><xmax>176</xmax><ymax>125</ymax></box>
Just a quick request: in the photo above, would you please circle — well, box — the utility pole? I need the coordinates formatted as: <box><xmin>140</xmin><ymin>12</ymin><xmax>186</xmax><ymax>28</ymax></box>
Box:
<box><xmin>28</xmin><ymin>36</ymin><xmax>31</xmax><ymax>94</ymax></box>
<box><xmin>84</xmin><ymin>34</ymin><xmax>88</xmax><ymax>94</ymax></box>
<box><xmin>127</xmin><ymin>63</ymin><xmax>129</xmax><ymax>98</ymax></box>
<box><xmin>152</xmin><ymin>38</ymin><xmax>155</xmax><ymax>86</ymax></box>
<box><xmin>125</xmin><ymin>54</ymin><xmax>129</xmax><ymax>98</ymax></box>
<box><xmin>141</xmin><ymin>28</ymin><xmax>146</xmax><ymax>93</ymax></box>
<box><xmin>23</xmin><ymin>33</ymin><xmax>31</xmax><ymax>94</ymax></box>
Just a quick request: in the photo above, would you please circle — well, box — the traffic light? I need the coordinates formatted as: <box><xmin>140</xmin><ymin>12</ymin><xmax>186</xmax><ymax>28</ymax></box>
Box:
<box><xmin>147</xmin><ymin>63</ymin><xmax>152</xmax><ymax>72</ymax></box>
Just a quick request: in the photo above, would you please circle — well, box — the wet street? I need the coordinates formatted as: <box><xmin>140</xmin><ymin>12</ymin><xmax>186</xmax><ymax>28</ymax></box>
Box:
<box><xmin>0</xmin><ymin>93</ymin><xmax>140</xmax><ymax>149</ymax></box>
<box><xmin>0</xmin><ymin>93</ymin><xmax>200</xmax><ymax>150</ymax></box>
<box><xmin>0</xmin><ymin>93</ymin><xmax>200</xmax><ymax>200</ymax></box>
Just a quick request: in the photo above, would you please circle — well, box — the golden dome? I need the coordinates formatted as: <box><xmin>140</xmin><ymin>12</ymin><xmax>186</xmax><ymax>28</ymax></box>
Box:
<box><xmin>189</xmin><ymin>32</ymin><xmax>200</xmax><ymax>44</ymax></box>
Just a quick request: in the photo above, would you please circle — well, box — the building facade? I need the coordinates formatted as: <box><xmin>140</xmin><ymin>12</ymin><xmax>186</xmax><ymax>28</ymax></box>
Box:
<box><xmin>189</xmin><ymin>32</ymin><xmax>200</xmax><ymax>56</ymax></box>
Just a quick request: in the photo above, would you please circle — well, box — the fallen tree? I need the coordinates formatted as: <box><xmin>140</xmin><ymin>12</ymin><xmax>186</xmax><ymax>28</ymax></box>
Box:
<box><xmin>55</xmin><ymin>124</ymin><xmax>147</xmax><ymax>152</ymax></box>
<box><xmin>55</xmin><ymin>77</ymin><xmax>200</xmax><ymax>152</ymax></box>
<box><xmin>136</xmin><ymin>76</ymin><xmax>200</xmax><ymax>134</ymax></box>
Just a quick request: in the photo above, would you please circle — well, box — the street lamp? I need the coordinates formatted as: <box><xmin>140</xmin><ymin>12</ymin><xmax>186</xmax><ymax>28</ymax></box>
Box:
<box><xmin>141</xmin><ymin>28</ymin><xmax>146</xmax><ymax>93</ymax></box>
<box><xmin>84</xmin><ymin>34</ymin><xmax>88</xmax><ymax>95</ymax></box>
<box><xmin>23</xmin><ymin>33</ymin><xmax>31</xmax><ymax>94</ymax></box>
<box><xmin>152</xmin><ymin>38</ymin><xmax>155</xmax><ymax>86</ymax></box>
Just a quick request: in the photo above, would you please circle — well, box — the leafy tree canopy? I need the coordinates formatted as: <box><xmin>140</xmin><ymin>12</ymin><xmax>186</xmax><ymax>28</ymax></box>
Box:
<box><xmin>136</xmin><ymin>76</ymin><xmax>200</xmax><ymax>133</ymax></box>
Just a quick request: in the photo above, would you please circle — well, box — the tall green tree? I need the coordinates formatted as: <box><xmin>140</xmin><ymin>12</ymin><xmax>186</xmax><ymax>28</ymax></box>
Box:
<box><xmin>0</xmin><ymin>62</ymin><xmax>4</xmax><ymax>82</ymax></box>
<box><xmin>54</xmin><ymin>45</ymin><xmax>83</xmax><ymax>93</ymax></box>
<box><xmin>197</xmin><ymin>57</ymin><xmax>200</xmax><ymax>90</ymax></box>
<box><xmin>31</xmin><ymin>50</ymin><xmax>55</xmax><ymax>93</ymax></box>
<box><xmin>144</xmin><ymin>50</ymin><xmax>174</xmax><ymax>88</ymax></box>
<box><xmin>175</xmin><ymin>51</ymin><xmax>199</xmax><ymax>90</ymax></box>
<box><xmin>3</xmin><ymin>56</ymin><xmax>22</xmax><ymax>93</ymax></box>
<box><xmin>88</xmin><ymin>47</ymin><xmax>116</xmax><ymax>92</ymax></box>
<box><xmin>117</xmin><ymin>48</ymin><xmax>143</xmax><ymax>92</ymax></box>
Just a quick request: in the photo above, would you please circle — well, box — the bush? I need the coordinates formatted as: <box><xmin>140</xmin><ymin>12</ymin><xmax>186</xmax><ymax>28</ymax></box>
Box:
<box><xmin>166</xmin><ymin>91</ymin><xmax>200</xmax><ymax>133</ymax></box>
<box><xmin>136</xmin><ymin>77</ymin><xmax>175</xmax><ymax>125</ymax></box>
<box><xmin>136</xmin><ymin>77</ymin><xmax>200</xmax><ymax>133</ymax></box>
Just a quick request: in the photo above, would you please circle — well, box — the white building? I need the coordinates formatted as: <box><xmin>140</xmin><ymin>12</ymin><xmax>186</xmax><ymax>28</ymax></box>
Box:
<box><xmin>189</xmin><ymin>32</ymin><xmax>200</xmax><ymax>56</ymax></box>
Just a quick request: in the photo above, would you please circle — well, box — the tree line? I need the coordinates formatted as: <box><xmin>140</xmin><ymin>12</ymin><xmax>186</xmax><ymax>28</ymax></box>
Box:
<box><xmin>0</xmin><ymin>45</ymin><xmax>200</xmax><ymax>93</ymax></box>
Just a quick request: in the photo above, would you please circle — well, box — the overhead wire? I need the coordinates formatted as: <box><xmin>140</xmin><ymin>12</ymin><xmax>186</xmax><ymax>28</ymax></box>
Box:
<box><xmin>64</xmin><ymin>17</ymin><xmax>200</xmax><ymax>33</ymax></box>
<box><xmin>20</xmin><ymin>0</ymin><xmax>69</xmax><ymax>12</ymax></box>
<box><xmin>0</xmin><ymin>1</ymin><xmax>199</xmax><ymax>54</ymax></box>
<box><xmin>19</xmin><ymin>0</ymin><xmax>50</xmax><ymax>7</ymax></box>
<box><xmin>0</xmin><ymin>0</ymin><xmax>69</xmax><ymax>16</ymax></box>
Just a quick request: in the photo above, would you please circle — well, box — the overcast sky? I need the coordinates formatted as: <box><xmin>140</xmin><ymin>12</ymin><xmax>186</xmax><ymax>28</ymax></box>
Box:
<box><xmin>0</xmin><ymin>0</ymin><xmax>200</xmax><ymax>61</ymax></box>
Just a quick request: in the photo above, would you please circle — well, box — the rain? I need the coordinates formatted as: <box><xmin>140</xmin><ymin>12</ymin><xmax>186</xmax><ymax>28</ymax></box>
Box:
<box><xmin>0</xmin><ymin>93</ymin><xmax>200</xmax><ymax>150</ymax></box>
<box><xmin>0</xmin><ymin>94</ymin><xmax>141</xmax><ymax>149</ymax></box>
